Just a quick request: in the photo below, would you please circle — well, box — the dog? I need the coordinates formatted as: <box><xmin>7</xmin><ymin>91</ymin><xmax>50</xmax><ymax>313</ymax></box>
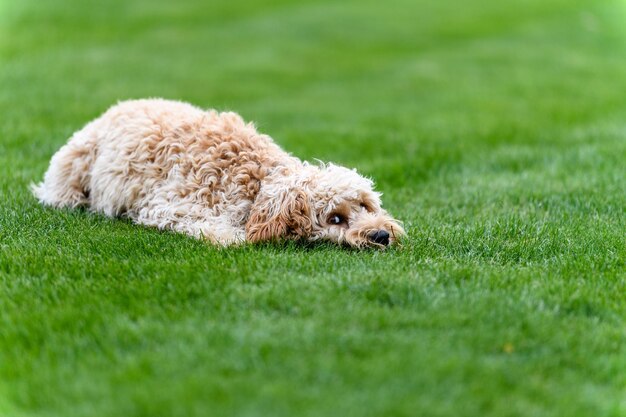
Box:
<box><xmin>32</xmin><ymin>99</ymin><xmax>404</xmax><ymax>248</ymax></box>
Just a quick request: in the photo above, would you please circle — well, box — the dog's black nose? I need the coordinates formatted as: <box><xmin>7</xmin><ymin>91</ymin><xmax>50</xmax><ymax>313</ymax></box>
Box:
<box><xmin>369</xmin><ymin>230</ymin><xmax>390</xmax><ymax>246</ymax></box>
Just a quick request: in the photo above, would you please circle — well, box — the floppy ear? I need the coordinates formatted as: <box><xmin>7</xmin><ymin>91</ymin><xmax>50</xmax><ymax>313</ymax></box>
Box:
<box><xmin>245</xmin><ymin>184</ymin><xmax>313</xmax><ymax>243</ymax></box>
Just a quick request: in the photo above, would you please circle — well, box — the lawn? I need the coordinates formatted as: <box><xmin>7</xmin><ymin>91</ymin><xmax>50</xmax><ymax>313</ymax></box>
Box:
<box><xmin>1</xmin><ymin>0</ymin><xmax>625</xmax><ymax>416</ymax></box>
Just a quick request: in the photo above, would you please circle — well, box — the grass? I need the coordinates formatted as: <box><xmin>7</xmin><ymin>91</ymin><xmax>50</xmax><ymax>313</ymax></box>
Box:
<box><xmin>1</xmin><ymin>0</ymin><xmax>625</xmax><ymax>415</ymax></box>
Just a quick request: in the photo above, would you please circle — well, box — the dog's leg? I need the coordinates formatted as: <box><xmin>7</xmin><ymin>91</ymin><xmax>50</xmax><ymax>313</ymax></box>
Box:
<box><xmin>132</xmin><ymin>207</ymin><xmax>245</xmax><ymax>246</ymax></box>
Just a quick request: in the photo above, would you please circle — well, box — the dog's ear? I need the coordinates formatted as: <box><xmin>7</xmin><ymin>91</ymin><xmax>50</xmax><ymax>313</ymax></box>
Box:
<box><xmin>246</xmin><ymin>185</ymin><xmax>312</xmax><ymax>243</ymax></box>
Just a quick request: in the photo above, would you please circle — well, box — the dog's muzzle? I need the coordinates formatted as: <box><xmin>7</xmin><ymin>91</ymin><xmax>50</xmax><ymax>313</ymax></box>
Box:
<box><xmin>368</xmin><ymin>230</ymin><xmax>390</xmax><ymax>246</ymax></box>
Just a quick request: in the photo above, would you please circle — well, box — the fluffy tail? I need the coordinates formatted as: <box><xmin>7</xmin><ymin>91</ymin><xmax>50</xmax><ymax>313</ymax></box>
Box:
<box><xmin>31</xmin><ymin>141</ymin><xmax>92</xmax><ymax>208</ymax></box>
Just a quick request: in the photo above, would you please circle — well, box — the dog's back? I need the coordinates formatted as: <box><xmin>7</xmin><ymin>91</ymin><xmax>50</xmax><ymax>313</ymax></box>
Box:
<box><xmin>32</xmin><ymin>99</ymin><xmax>290</xmax><ymax>220</ymax></box>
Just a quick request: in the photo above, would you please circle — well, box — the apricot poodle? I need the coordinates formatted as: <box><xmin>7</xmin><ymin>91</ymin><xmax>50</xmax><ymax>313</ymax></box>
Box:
<box><xmin>32</xmin><ymin>99</ymin><xmax>404</xmax><ymax>248</ymax></box>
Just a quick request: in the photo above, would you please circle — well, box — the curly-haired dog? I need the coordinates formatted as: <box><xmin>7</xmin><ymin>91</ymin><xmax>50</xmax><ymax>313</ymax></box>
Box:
<box><xmin>32</xmin><ymin>99</ymin><xmax>404</xmax><ymax>248</ymax></box>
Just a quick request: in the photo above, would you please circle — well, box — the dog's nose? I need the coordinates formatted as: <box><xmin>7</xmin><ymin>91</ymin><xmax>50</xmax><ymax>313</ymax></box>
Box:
<box><xmin>369</xmin><ymin>230</ymin><xmax>390</xmax><ymax>246</ymax></box>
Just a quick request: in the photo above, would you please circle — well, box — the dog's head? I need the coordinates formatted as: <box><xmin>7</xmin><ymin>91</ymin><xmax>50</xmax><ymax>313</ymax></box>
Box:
<box><xmin>246</xmin><ymin>163</ymin><xmax>404</xmax><ymax>248</ymax></box>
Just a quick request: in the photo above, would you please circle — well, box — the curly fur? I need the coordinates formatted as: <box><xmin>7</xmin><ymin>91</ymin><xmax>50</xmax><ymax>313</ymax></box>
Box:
<box><xmin>32</xmin><ymin>99</ymin><xmax>404</xmax><ymax>248</ymax></box>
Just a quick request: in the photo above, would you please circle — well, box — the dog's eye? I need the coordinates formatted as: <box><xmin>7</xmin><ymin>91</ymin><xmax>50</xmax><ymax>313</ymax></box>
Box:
<box><xmin>328</xmin><ymin>214</ymin><xmax>345</xmax><ymax>225</ymax></box>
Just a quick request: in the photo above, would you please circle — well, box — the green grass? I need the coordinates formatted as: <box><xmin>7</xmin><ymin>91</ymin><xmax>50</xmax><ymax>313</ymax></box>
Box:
<box><xmin>1</xmin><ymin>0</ymin><xmax>626</xmax><ymax>415</ymax></box>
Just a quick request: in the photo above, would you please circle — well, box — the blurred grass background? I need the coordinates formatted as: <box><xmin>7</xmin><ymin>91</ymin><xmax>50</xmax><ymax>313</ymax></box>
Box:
<box><xmin>1</xmin><ymin>0</ymin><xmax>625</xmax><ymax>416</ymax></box>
